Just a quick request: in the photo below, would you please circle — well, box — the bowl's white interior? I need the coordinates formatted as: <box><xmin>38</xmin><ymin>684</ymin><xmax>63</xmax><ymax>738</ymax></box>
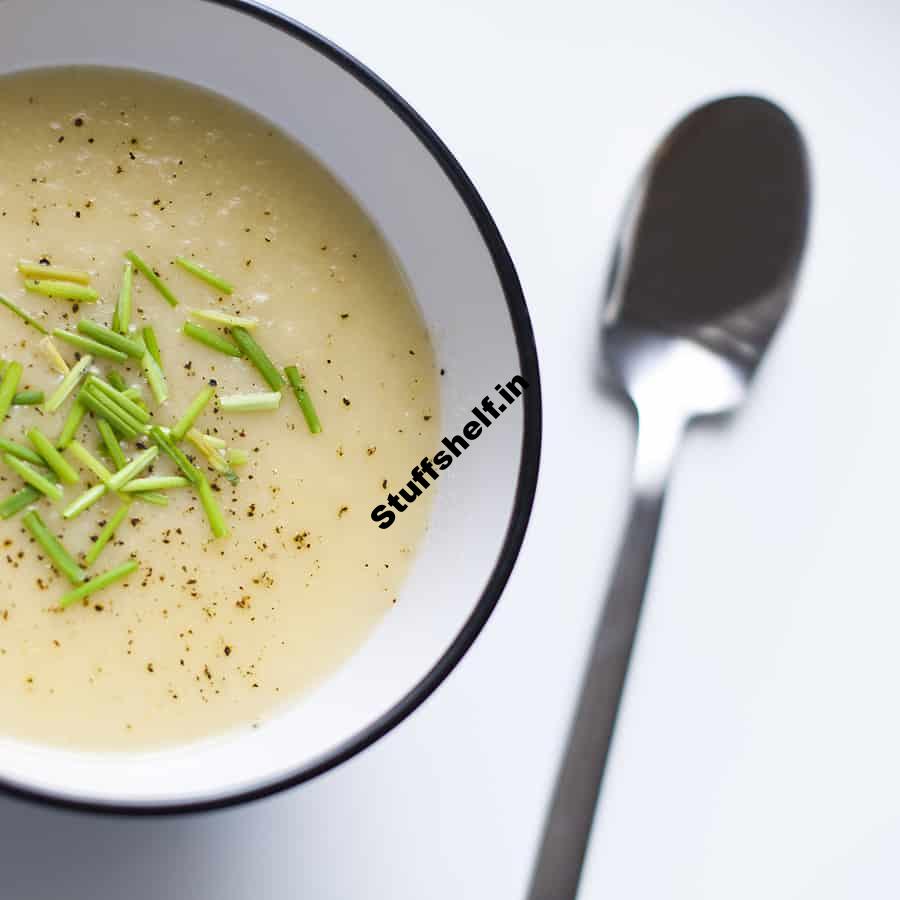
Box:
<box><xmin>0</xmin><ymin>0</ymin><xmax>531</xmax><ymax>807</ymax></box>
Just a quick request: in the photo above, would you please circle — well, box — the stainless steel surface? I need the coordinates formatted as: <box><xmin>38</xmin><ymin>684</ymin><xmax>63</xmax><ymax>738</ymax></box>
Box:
<box><xmin>527</xmin><ymin>96</ymin><xmax>811</xmax><ymax>900</ymax></box>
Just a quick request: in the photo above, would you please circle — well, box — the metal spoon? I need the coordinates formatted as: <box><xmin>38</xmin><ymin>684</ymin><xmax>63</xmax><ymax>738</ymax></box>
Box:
<box><xmin>527</xmin><ymin>96</ymin><xmax>811</xmax><ymax>900</ymax></box>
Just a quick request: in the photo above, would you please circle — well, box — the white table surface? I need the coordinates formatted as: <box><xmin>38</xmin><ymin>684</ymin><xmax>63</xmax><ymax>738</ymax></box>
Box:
<box><xmin>4</xmin><ymin>0</ymin><xmax>900</xmax><ymax>897</ymax></box>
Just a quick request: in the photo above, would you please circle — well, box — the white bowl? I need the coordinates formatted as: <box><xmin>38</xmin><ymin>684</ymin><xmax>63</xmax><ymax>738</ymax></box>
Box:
<box><xmin>0</xmin><ymin>0</ymin><xmax>541</xmax><ymax>812</ymax></box>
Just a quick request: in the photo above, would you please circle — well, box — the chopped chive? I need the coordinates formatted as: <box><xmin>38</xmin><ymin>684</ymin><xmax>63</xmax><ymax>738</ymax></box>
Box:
<box><xmin>0</xmin><ymin>361</ymin><xmax>23</xmax><ymax>423</ymax></box>
<box><xmin>66</xmin><ymin>440</ymin><xmax>113</xmax><ymax>484</ymax></box>
<box><xmin>77</xmin><ymin>390</ymin><xmax>139</xmax><ymax>440</ymax></box>
<box><xmin>22</xmin><ymin>510</ymin><xmax>84</xmax><ymax>585</ymax></box>
<box><xmin>186</xmin><ymin>428</ymin><xmax>238</xmax><ymax>484</ymax></box>
<box><xmin>175</xmin><ymin>257</ymin><xmax>234</xmax><ymax>294</ymax></box>
<box><xmin>226</xmin><ymin>448</ymin><xmax>249</xmax><ymax>466</ymax></box>
<box><xmin>84</xmin><ymin>501</ymin><xmax>130</xmax><ymax>567</ymax></box>
<box><xmin>181</xmin><ymin>321</ymin><xmax>243</xmax><ymax>357</ymax></box>
<box><xmin>149</xmin><ymin>426</ymin><xmax>201</xmax><ymax>484</ymax></box>
<box><xmin>133</xmin><ymin>490</ymin><xmax>168</xmax><ymax>507</ymax></box>
<box><xmin>115</xmin><ymin>259</ymin><xmax>133</xmax><ymax>335</ymax></box>
<box><xmin>141</xmin><ymin>351</ymin><xmax>168</xmax><ymax>404</ymax></box>
<box><xmin>62</xmin><ymin>483</ymin><xmax>106</xmax><ymax>519</ymax></box>
<box><xmin>38</xmin><ymin>336</ymin><xmax>70</xmax><ymax>375</ymax></box>
<box><xmin>77</xmin><ymin>320</ymin><xmax>144</xmax><ymax>359</ymax></box>
<box><xmin>56</xmin><ymin>400</ymin><xmax>86</xmax><ymax>450</ymax></box>
<box><xmin>230</xmin><ymin>327</ymin><xmax>283</xmax><ymax>390</ymax></box>
<box><xmin>12</xmin><ymin>390</ymin><xmax>44</xmax><ymax>406</ymax></box>
<box><xmin>190</xmin><ymin>308</ymin><xmax>259</xmax><ymax>329</ymax></box>
<box><xmin>197</xmin><ymin>476</ymin><xmax>228</xmax><ymax>539</ymax></box>
<box><xmin>106</xmin><ymin>446</ymin><xmax>158</xmax><ymax>492</ymax></box>
<box><xmin>284</xmin><ymin>365</ymin><xmax>322</xmax><ymax>434</ymax></box>
<box><xmin>142</xmin><ymin>326</ymin><xmax>162</xmax><ymax>366</ymax></box>
<box><xmin>0</xmin><ymin>485</ymin><xmax>41</xmax><ymax>519</ymax></box>
<box><xmin>85</xmin><ymin>376</ymin><xmax>151</xmax><ymax>425</ymax></box>
<box><xmin>218</xmin><ymin>391</ymin><xmax>281</xmax><ymax>412</ymax></box>
<box><xmin>25</xmin><ymin>280</ymin><xmax>98</xmax><ymax>302</ymax></box>
<box><xmin>125</xmin><ymin>250</ymin><xmax>179</xmax><ymax>308</ymax></box>
<box><xmin>106</xmin><ymin>371</ymin><xmax>127</xmax><ymax>392</ymax></box>
<box><xmin>27</xmin><ymin>428</ymin><xmax>80</xmax><ymax>485</ymax></box>
<box><xmin>84</xmin><ymin>500</ymin><xmax>132</xmax><ymax>567</ymax></box>
<box><xmin>43</xmin><ymin>353</ymin><xmax>93</xmax><ymax>414</ymax></box>
<box><xmin>18</xmin><ymin>260</ymin><xmax>91</xmax><ymax>284</ymax></box>
<box><xmin>0</xmin><ymin>437</ymin><xmax>45</xmax><ymax>466</ymax></box>
<box><xmin>59</xmin><ymin>559</ymin><xmax>137</xmax><ymax>609</ymax></box>
<box><xmin>3</xmin><ymin>455</ymin><xmax>62</xmax><ymax>501</ymax></box>
<box><xmin>0</xmin><ymin>293</ymin><xmax>49</xmax><ymax>335</ymax></box>
<box><xmin>200</xmin><ymin>433</ymin><xmax>226</xmax><ymax>450</ymax></box>
<box><xmin>53</xmin><ymin>329</ymin><xmax>126</xmax><ymax>363</ymax></box>
<box><xmin>171</xmin><ymin>386</ymin><xmax>215</xmax><ymax>440</ymax></box>
<box><xmin>122</xmin><ymin>387</ymin><xmax>147</xmax><ymax>412</ymax></box>
<box><xmin>122</xmin><ymin>475</ymin><xmax>190</xmax><ymax>493</ymax></box>
<box><xmin>96</xmin><ymin>420</ymin><xmax>127</xmax><ymax>470</ymax></box>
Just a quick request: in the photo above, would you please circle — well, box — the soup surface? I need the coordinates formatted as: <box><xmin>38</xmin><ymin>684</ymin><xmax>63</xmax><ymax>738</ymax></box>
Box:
<box><xmin>0</xmin><ymin>67</ymin><xmax>438</xmax><ymax>750</ymax></box>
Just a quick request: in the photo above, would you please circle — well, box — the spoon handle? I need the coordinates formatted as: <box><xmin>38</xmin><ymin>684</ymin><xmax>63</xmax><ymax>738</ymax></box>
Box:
<box><xmin>527</xmin><ymin>409</ymin><xmax>684</xmax><ymax>900</ymax></box>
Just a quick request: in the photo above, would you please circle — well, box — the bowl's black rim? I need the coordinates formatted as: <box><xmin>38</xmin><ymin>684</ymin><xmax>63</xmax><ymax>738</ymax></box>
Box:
<box><xmin>0</xmin><ymin>0</ymin><xmax>542</xmax><ymax>816</ymax></box>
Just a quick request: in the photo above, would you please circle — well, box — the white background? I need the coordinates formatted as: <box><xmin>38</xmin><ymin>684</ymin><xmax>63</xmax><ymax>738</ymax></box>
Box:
<box><xmin>3</xmin><ymin>0</ymin><xmax>900</xmax><ymax>897</ymax></box>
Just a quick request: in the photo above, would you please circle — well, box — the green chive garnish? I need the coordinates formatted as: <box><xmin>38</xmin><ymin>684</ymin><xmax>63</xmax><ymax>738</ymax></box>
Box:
<box><xmin>84</xmin><ymin>500</ymin><xmax>132</xmax><ymax>567</ymax></box>
<box><xmin>85</xmin><ymin>376</ymin><xmax>151</xmax><ymax>425</ymax></box>
<box><xmin>56</xmin><ymin>400</ymin><xmax>86</xmax><ymax>450</ymax></box>
<box><xmin>218</xmin><ymin>391</ymin><xmax>281</xmax><ymax>413</ymax></box>
<box><xmin>106</xmin><ymin>446</ymin><xmax>158</xmax><ymax>492</ymax></box>
<box><xmin>121</xmin><ymin>387</ymin><xmax>147</xmax><ymax>412</ymax></box>
<box><xmin>175</xmin><ymin>257</ymin><xmax>234</xmax><ymax>294</ymax></box>
<box><xmin>191</xmin><ymin>308</ymin><xmax>259</xmax><ymax>329</ymax></box>
<box><xmin>125</xmin><ymin>250</ymin><xmax>179</xmax><ymax>308</ymax></box>
<box><xmin>0</xmin><ymin>361</ymin><xmax>23</xmax><ymax>423</ymax></box>
<box><xmin>171</xmin><ymin>385</ymin><xmax>215</xmax><ymax>440</ymax></box>
<box><xmin>0</xmin><ymin>437</ymin><xmax>45</xmax><ymax>466</ymax></box>
<box><xmin>284</xmin><ymin>365</ymin><xmax>322</xmax><ymax>434</ymax></box>
<box><xmin>44</xmin><ymin>353</ymin><xmax>93</xmax><ymax>414</ymax></box>
<box><xmin>53</xmin><ymin>329</ymin><xmax>127</xmax><ymax>363</ymax></box>
<box><xmin>106</xmin><ymin>371</ymin><xmax>128</xmax><ymax>392</ymax></box>
<box><xmin>96</xmin><ymin>419</ymin><xmax>127</xmax><ymax>470</ymax></box>
<box><xmin>18</xmin><ymin>260</ymin><xmax>91</xmax><ymax>284</ymax></box>
<box><xmin>181</xmin><ymin>321</ymin><xmax>243</xmax><ymax>358</ymax></box>
<box><xmin>199</xmin><ymin>433</ymin><xmax>226</xmax><ymax>450</ymax></box>
<box><xmin>115</xmin><ymin>259</ymin><xmax>133</xmax><ymax>335</ymax></box>
<box><xmin>59</xmin><ymin>559</ymin><xmax>137</xmax><ymax>609</ymax></box>
<box><xmin>0</xmin><ymin>293</ymin><xmax>49</xmax><ymax>335</ymax></box>
<box><xmin>230</xmin><ymin>327</ymin><xmax>283</xmax><ymax>390</ymax></box>
<box><xmin>77</xmin><ymin>390</ymin><xmax>139</xmax><ymax>440</ymax></box>
<box><xmin>133</xmin><ymin>491</ymin><xmax>169</xmax><ymax>507</ymax></box>
<box><xmin>77</xmin><ymin>321</ymin><xmax>144</xmax><ymax>359</ymax></box>
<box><xmin>22</xmin><ymin>510</ymin><xmax>84</xmax><ymax>585</ymax></box>
<box><xmin>141</xmin><ymin>351</ymin><xmax>168</xmax><ymax>404</ymax></box>
<box><xmin>12</xmin><ymin>390</ymin><xmax>44</xmax><ymax>406</ymax></box>
<box><xmin>38</xmin><ymin>336</ymin><xmax>70</xmax><ymax>375</ymax></box>
<box><xmin>142</xmin><ymin>326</ymin><xmax>162</xmax><ymax>366</ymax></box>
<box><xmin>62</xmin><ymin>483</ymin><xmax>107</xmax><ymax>520</ymax></box>
<box><xmin>122</xmin><ymin>475</ymin><xmax>190</xmax><ymax>493</ymax></box>
<box><xmin>149</xmin><ymin>426</ymin><xmax>201</xmax><ymax>484</ymax></box>
<box><xmin>0</xmin><ymin>486</ymin><xmax>41</xmax><ymax>519</ymax></box>
<box><xmin>4</xmin><ymin>454</ymin><xmax>62</xmax><ymax>501</ymax></box>
<box><xmin>27</xmin><ymin>428</ymin><xmax>80</xmax><ymax>485</ymax></box>
<box><xmin>66</xmin><ymin>440</ymin><xmax>113</xmax><ymax>485</ymax></box>
<box><xmin>226</xmin><ymin>448</ymin><xmax>249</xmax><ymax>466</ymax></box>
<box><xmin>197</xmin><ymin>476</ymin><xmax>228</xmax><ymax>539</ymax></box>
<box><xmin>186</xmin><ymin>428</ymin><xmax>238</xmax><ymax>485</ymax></box>
<box><xmin>25</xmin><ymin>280</ymin><xmax>98</xmax><ymax>302</ymax></box>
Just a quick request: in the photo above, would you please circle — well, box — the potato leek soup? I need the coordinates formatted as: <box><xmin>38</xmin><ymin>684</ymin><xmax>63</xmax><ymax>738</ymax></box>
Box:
<box><xmin>0</xmin><ymin>68</ymin><xmax>439</xmax><ymax>750</ymax></box>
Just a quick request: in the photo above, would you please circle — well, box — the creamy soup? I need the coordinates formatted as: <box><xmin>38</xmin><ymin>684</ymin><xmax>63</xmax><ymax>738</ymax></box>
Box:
<box><xmin>0</xmin><ymin>67</ymin><xmax>439</xmax><ymax>750</ymax></box>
